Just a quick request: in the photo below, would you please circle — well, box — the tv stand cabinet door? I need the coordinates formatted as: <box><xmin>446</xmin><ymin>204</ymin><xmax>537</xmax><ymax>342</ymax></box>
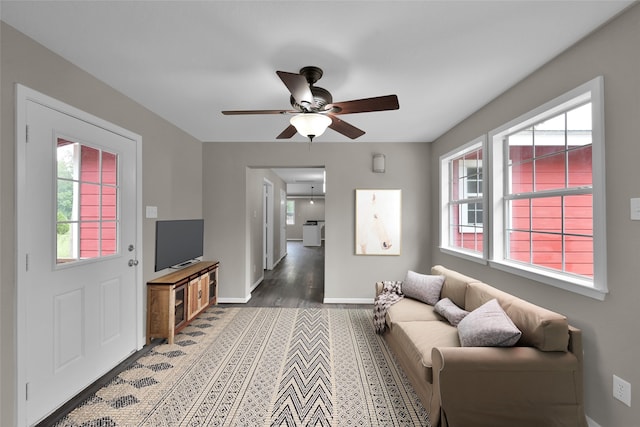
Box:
<box><xmin>187</xmin><ymin>277</ymin><xmax>199</xmax><ymax>320</ymax></box>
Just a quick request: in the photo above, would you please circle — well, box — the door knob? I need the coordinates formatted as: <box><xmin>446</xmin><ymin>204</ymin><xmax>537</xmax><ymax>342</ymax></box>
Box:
<box><xmin>128</xmin><ymin>259</ymin><xmax>139</xmax><ymax>267</ymax></box>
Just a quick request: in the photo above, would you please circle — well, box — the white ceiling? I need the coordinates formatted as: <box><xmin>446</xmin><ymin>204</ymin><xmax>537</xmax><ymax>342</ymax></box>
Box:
<box><xmin>271</xmin><ymin>167</ymin><xmax>326</xmax><ymax>196</ymax></box>
<box><xmin>1</xmin><ymin>1</ymin><xmax>634</xmax><ymax>145</ymax></box>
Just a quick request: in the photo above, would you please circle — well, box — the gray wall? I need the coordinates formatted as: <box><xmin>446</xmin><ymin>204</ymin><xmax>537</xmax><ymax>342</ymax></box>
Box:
<box><xmin>1</xmin><ymin>22</ymin><xmax>204</xmax><ymax>425</ymax></box>
<box><xmin>429</xmin><ymin>5</ymin><xmax>640</xmax><ymax>426</ymax></box>
<box><xmin>287</xmin><ymin>198</ymin><xmax>326</xmax><ymax>240</ymax></box>
<box><xmin>203</xmin><ymin>141</ymin><xmax>432</xmax><ymax>303</ymax></box>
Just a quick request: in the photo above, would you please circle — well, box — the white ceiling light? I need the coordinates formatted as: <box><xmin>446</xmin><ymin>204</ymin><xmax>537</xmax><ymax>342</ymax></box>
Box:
<box><xmin>290</xmin><ymin>113</ymin><xmax>332</xmax><ymax>141</ymax></box>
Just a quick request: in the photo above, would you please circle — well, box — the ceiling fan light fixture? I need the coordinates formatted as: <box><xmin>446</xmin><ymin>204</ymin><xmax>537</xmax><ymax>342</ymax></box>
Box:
<box><xmin>290</xmin><ymin>113</ymin><xmax>331</xmax><ymax>141</ymax></box>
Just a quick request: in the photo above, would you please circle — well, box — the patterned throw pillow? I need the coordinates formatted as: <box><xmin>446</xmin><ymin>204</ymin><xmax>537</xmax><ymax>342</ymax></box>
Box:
<box><xmin>457</xmin><ymin>299</ymin><xmax>522</xmax><ymax>347</ymax></box>
<box><xmin>401</xmin><ymin>271</ymin><xmax>445</xmax><ymax>305</ymax></box>
<box><xmin>434</xmin><ymin>297</ymin><xmax>469</xmax><ymax>326</ymax></box>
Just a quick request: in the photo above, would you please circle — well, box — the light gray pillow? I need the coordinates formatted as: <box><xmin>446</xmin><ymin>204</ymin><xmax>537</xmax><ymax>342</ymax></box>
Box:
<box><xmin>457</xmin><ymin>299</ymin><xmax>522</xmax><ymax>347</ymax></box>
<box><xmin>434</xmin><ymin>297</ymin><xmax>469</xmax><ymax>326</ymax></box>
<box><xmin>401</xmin><ymin>271</ymin><xmax>445</xmax><ymax>305</ymax></box>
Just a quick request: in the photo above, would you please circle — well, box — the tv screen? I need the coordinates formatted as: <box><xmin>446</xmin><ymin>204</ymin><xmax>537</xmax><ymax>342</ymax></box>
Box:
<box><xmin>155</xmin><ymin>219</ymin><xmax>204</xmax><ymax>271</ymax></box>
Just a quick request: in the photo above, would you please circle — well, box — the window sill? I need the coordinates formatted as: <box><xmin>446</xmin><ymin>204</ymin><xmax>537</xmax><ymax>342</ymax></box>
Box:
<box><xmin>489</xmin><ymin>260</ymin><xmax>607</xmax><ymax>301</ymax></box>
<box><xmin>440</xmin><ymin>247</ymin><xmax>487</xmax><ymax>265</ymax></box>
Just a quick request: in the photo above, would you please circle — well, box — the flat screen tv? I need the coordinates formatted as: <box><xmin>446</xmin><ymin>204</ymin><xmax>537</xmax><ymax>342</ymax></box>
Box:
<box><xmin>155</xmin><ymin>219</ymin><xmax>204</xmax><ymax>271</ymax></box>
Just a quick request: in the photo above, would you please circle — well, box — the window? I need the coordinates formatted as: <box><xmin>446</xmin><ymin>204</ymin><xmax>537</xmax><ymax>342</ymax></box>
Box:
<box><xmin>56</xmin><ymin>139</ymin><xmax>119</xmax><ymax>264</ymax></box>
<box><xmin>286</xmin><ymin>200</ymin><xmax>295</xmax><ymax>225</ymax></box>
<box><xmin>440</xmin><ymin>138</ymin><xmax>486</xmax><ymax>260</ymax></box>
<box><xmin>459</xmin><ymin>164</ymin><xmax>483</xmax><ymax>230</ymax></box>
<box><xmin>490</xmin><ymin>76</ymin><xmax>606</xmax><ymax>299</ymax></box>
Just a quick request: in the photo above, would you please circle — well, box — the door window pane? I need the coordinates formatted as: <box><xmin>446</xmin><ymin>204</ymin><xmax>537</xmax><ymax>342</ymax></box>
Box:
<box><xmin>56</xmin><ymin>138</ymin><xmax>120</xmax><ymax>264</ymax></box>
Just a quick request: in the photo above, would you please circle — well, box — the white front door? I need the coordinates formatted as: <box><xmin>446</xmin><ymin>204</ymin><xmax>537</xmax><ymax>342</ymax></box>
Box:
<box><xmin>16</xmin><ymin>87</ymin><xmax>141</xmax><ymax>426</ymax></box>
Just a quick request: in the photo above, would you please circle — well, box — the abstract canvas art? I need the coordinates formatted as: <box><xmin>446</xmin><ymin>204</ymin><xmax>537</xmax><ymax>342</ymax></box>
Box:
<box><xmin>355</xmin><ymin>189</ymin><xmax>401</xmax><ymax>255</ymax></box>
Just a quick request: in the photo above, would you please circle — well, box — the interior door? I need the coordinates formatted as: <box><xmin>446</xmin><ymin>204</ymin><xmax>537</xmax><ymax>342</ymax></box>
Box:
<box><xmin>18</xmin><ymin>94</ymin><xmax>140</xmax><ymax>425</ymax></box>
<box><xmin>280</xmin><ymin>188</ymin><xmax>287</xmax><ymax>259</ymax></box>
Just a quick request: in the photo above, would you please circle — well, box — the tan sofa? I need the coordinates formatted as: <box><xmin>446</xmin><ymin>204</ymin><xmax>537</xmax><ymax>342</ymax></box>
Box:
<box><xmin>376</xmin><ymin>265</ymin><xmax>587</xmax><ymax>427</ymax></box>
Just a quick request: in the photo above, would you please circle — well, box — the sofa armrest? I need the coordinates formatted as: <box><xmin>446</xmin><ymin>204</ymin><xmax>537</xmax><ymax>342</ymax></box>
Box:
<box><xmin>375</xmin><ymin>281</ymin><xmax>384</xmax><ymax>297</ymax></box>
<box><xmin>432</xmin><ymin>346</ymin><xmax>587</xmax><ymax>427</ymax></box>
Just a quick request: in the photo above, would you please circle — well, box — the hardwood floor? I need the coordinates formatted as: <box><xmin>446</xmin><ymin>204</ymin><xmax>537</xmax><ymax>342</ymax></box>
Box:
<box><xmin>222</xmin><ymin>240</ymin><xmax>372</xmax><ymax>309</ymax></box>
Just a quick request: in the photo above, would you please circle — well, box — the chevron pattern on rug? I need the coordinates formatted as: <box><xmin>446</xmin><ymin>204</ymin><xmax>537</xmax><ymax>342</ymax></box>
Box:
<box><xmin>269</xmin><ymin>309</ymin><xmax>333</xmax><ymax>426</ymax></box>
<box><xmin>54</xmin><ymin>307</ymin><xmax>429</xmax><ymax>427</ymax></box>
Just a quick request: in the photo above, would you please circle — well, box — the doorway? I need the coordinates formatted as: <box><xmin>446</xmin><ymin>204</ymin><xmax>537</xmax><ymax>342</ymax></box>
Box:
<box><xmin>263</xmin><ymin>179</ymin><xmax>274</xmax><ymax>270</ymax></box>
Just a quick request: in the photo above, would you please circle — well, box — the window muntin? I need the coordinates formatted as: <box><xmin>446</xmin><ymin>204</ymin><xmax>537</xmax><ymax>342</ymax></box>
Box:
<box><xmin>503</xmin><ymin>103</ymin><xmax>593</xmax><ymax>279</ymax></box>
<box><xmin>440</xmin><ymin>139</ymin><xmax>486</xmax><ymax>258</ymax></box>
<box><xmin>56</xmin><ymin>139</ymin><xmax>119</xmax><ymax>264</ymax></box>
<box><xmin>490</xmin><ymin>76</ymin><xmax>606</xmax><ymax>298</ymax></box>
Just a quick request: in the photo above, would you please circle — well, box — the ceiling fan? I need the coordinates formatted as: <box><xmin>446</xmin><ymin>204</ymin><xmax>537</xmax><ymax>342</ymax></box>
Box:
<box><xmin>222</xmin><ymin>66</ymin><xmax>399</xmax><ymax>141</ymax></box>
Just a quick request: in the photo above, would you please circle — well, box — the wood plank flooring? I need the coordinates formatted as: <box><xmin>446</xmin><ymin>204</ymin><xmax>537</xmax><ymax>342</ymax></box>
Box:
<box><xmin>222</xmin><ymin>240</ymin><xmax>372</xmax><ymax>309</ymax></box>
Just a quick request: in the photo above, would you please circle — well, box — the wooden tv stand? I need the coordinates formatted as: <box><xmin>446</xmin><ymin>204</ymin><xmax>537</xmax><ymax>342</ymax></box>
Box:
<box><xmin>146</xmin><ymin>260</ymin><xmax>219</xmax><ymax>344</ymax></box>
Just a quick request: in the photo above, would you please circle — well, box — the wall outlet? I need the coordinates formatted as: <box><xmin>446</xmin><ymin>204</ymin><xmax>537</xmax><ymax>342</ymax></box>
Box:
<box><xmin>613</xmin><ymin>374</ymin><xmax>631</xmax><ymax>407</ymax></box>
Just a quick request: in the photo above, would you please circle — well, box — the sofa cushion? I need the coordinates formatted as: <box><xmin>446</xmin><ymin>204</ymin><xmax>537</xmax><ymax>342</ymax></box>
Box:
<box><xmin>505</xmin><ymin>297</ymin><xmax>569</xmax><ymax>352</ymax></box>
<box><xmin>434</xmin><ymin>298</ymin><xmax>469</xmax><ymax>326</ymax></box>
<box><xmin>402</xmin><ymin>271</ymin><xmax>445</xmax><ymax>305</ymax></box>
<box><xmin>466</xmin><ymin>282</ymin><xmax>569</xmax><ymax>352</ymax></box>
<box><xmin>394</xmin><ymin>320</ymin><xmax>460</xmax><ymax>383</ymax></box>
<box><xmin>464</xmin><ymin>281</ymin><xmax>517</xmax><ymax>312</ymax></box>
<box><xmin>431</xmin><ymin>265</ymin><xmax>479</xmax><ymax>309</ymax></box>
<box><xmin>386</xmin><ymin>297</ymin><xmax>441</xmax><ymax>327</ymax></box>
<box><xmin>457</xmin><ymin>299</ymin><xmax>522</xmax><ymax>347</ymax></box>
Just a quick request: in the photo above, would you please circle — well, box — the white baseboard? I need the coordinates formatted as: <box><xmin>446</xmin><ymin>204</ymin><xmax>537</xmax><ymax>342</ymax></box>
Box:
<box><xmin>273</xmin><ymin>253</ymin><xmax>286</xmax><ymax>267</ymax></box>
<box><xmin>323</xmin><ymin>298</ymin><xmax>374</xmax><ymax>304</ymax></box>
<box><xmin>586</xmin><ymin>416</ymin><xmax>601</xmax><ymax>427</ymax></box>
<box><xmin>217</xmin><ymin>295</ymin><xmax>251</xmax><ymax>304</ymax></box>
<box><xmin>250</xmin><ymin>275</ymin><xmax>264</xmax><ymax>292</ymax></box>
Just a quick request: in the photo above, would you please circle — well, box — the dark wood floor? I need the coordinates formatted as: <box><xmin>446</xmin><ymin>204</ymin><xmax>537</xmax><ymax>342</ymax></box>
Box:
<box><xmin>222</xmin><ymin>240</ymin><xmax>372</xmax><ymax>309</ymax></box>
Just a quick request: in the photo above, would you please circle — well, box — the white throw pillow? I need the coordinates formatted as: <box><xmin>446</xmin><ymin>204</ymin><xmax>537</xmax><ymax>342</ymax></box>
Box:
<box><xmin>457</xmin><ymin>299</ymin><xmax>522</xmax><ymax>347</ymax></box>
<box><xmin>401</xmin><ymin>271</ymin><xmax>445</xmax><ymax>305</ymax></box>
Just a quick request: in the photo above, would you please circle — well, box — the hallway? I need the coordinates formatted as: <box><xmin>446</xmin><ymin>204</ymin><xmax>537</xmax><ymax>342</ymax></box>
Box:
<box><xmin>226</xmin><ymin>241</ymin><xmax>325</xmax><ymax>307</ymax></box>
<box><xmin>224</xmin><ymin>241</ymin><xmax>371</xmax><ymax>309</ymax></box>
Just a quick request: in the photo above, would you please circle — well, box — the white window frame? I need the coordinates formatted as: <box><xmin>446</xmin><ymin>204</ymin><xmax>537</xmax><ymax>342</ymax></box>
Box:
<box><xmin>489</xmin><ymin>76</ymin><xmax>607</xmax><ymax>300</ymax></box>
<box><xmin>286</xmin><ymin>199</ymin><xmax>295</xmax><ymax>225</ymax></box>
<box><xmin>439</xmin><ymin>136</ymin><xmax>487</xmax><ymax>263</ymax></box>
<box><xmin>458</xmin><ymin>161</ymin><xmax>483</xmax><ymax>232</ymax></box>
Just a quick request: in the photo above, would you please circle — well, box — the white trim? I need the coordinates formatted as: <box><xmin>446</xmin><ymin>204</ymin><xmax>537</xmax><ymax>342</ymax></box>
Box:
<box><xmin>490</xmin><ymin>260</ymin><xmax>606</xmax><ymax>301</ymax></box>
<box><xmin>439</xmin><ymin>136</ymin><xmax>487</xmax><ymax>259</ymax></box>
<box><xmin>440</xmin><ymin>247</ymin><xmax>487</xmax><ymax>265</ymax></box>
<box><xmin>489</xmin><ymin>76</ymin><xmax>606</xmax><ymax>298</ymax></box>
<box><xmin>15</xmin><ymin>84</ymin><xmax>143</xmax><ymax>426</ymax></box>
<box><xmin>263</xmin><ymin>179</ymin><xmax>274</xmax><ymax>270</ymax></box>
<box><xmin>250</xmin><ymin>275</ymin><xmax>264</xmax><ymax>292</ymax></box>
<box><xmin>586</xmin><ymin>416</ymin><xmax>602</xmax><ymax>427</ymax></box>
<box><xmin>273</xmin><ymin>253</ymin><xmax>285</xmax><ymax>269</ymax></box>
<box><xmin>323</xmin><ymin>298</ymin><xmax>374</xmax><ymax>304</ymax></box>
<box><xmin>217</xmin><ymin>296</ymin><xmax>252</xmax><ymax>304</ymax></box>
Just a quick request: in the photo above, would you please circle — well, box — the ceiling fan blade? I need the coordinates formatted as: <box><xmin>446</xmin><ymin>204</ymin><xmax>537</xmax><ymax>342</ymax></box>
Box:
<box><xmin>222</xmin><ymin>109</ymin><xmax>295</xmax><ymax>115</ymax></box>
<box><xmin>276</xmin><ymin>71</ymin><xmax>313</xmax><ymax>107</ymax></box>
<box><xmin>276</xmin><ymin>125</ymin><xmax>298</xmax><ymax>139</ymax></box>
<box><xmin>329</xmin><ymin>94</ymin><xmax>399</xmax><ymax>115</ymax></box>
<box><xmin>329</xmin><ymin>116</ymin><xmax>365</xmax><ymax>140</ymax></box>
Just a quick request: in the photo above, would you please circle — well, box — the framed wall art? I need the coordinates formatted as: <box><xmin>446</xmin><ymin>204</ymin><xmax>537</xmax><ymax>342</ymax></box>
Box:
<box><xmin>355</xmin><ymin>189</ymin><xmax>401</xmax><ymax>255</ymax></box>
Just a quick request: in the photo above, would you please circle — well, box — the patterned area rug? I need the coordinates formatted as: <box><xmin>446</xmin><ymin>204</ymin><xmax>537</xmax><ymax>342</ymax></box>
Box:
<box><xmin>55</xmin><ymin>307</ymin><xmax>429</xmax><ymax>426</ymax></box>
